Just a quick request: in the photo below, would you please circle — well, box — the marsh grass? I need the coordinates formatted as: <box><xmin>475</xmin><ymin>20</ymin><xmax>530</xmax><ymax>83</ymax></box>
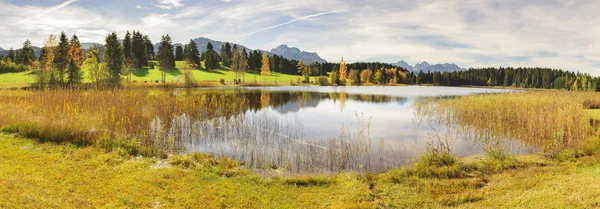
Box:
<box><xmin>0</xmin><ymin>89</ymin><xmax>248</xmax><ymax>156</ymax></box>
<box><xmin>417</xmin><ymin>91</ymin><xmax>600</xmax><ymax>157</ymax></box>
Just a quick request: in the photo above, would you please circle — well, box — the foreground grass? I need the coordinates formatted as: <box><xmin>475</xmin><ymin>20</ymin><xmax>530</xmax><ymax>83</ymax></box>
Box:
<box><xmin>1</xmin><ymin>133</ymin><xmax>600</xmax><ymax>208</ymax></box>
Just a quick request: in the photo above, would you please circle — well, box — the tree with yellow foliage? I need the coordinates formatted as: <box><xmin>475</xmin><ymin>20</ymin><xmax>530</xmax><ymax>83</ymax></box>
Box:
<box><xmin>339</xmin><ymin>57</ymin><xmax>347</xmax><ymax>84</ymax></box>
<box><xmin>261</xmin><ymin>52</ymin><xmax>270</xmax><ymax>82</ymax></box>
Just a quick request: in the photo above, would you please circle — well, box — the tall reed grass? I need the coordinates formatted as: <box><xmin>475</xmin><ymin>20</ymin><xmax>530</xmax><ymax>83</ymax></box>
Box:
<box><xmin>0</xmin><ymin>89</ymin><xmax>248</xmax><ymax>156</ymax></box>
<box><xmin>416</xmin><ymin>91</ymin><xmax>599</xmax><ymax>155</ymax></box>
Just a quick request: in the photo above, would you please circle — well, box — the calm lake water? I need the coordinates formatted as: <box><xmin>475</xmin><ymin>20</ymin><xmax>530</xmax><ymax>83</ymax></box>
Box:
<box><xmin>181</xmin><ymin>86</ymin><xmax>532</xmax><ymax>173</ymax></box>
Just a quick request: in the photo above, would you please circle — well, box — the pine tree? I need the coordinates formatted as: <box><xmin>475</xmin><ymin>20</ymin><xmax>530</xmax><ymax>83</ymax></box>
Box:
<box><xmin>204</xmin><ymin>43</ymin><xmax>220</xmax><ymax>70</ymax></box>
<box><xmin>132</xmin><ymin>31</ymin><xmax>148</xmax><ymax>68</ymax></box>
<box><xmin>261</xmin><ymin>51</ymin><xmax>270</xmax><ymax>82</ymax></box>
<box><xmin>175</xmin><ymin>45</ymin><xmax>184</xmax><ymax>61</ymax></box>
<box><xmin>183</xmin><ymin>44</ymin><xmax>190</xmax><ymax>61</ymax></box>
<box><xmin>67</xmin><ymin>57</ymin><xmax>82</xmax><ymax>84</ymax></box>
<box><xmin>185</xmin><ymin>40</ymin><xmax>200</xmax><ymax>67</ymax></box>
<box><xmin>20</xmin><ymin>40</ymin><xmax>36</xmax><ymax>65</ymax></box>
<box><xmin>123</xmin><ymin>31</ymin><xmax>133</xmax><ymax>61</ymax></box>
<box><xmin>55</xmin><ymin>32</ymin><xmax>71</xmax><ymax>84</ymax></box>
<box><xmin>103</xmin><ymin>32</ymin><xmax>124</xmax><ymax>85</ymax></box>
<box><xmin>220</xmin><ymin>42</ymin><xmax>232</xmax><ymax>67</ymax></box>
<box><xmin>144</xmin><ymin>35</ymin><xmax>154</xmax><ymax>61</ymax></box>
<box><xmin>8</xmin><ymin>48</ymin><xmax>15</xmax><ymax>62</ymax></box>
<box><xmin>157</xmin><ymin>35</ymin><xmax>175</xmax><ymax>82</ymax></box>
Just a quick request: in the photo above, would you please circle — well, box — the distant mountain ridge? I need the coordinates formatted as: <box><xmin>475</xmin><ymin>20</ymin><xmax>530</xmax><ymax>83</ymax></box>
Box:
<box><xmin>269</xmin><ymin>45</ymin><xmax>327</xmax><ymax>64</ymax></box>
<box><xmin>393</xmin><ymin>61</ymin><xmax>464</xmax><ymax>73</ymax></box>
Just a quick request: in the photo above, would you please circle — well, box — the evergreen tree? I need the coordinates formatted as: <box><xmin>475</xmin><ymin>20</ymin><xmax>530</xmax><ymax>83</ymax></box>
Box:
<box><xmin>175</xmin><ymin>45</ymin><xmax>184</xmax><ymax>61</ymax></box>
<box><xmin>204</xmin><ymin>43</ymin><xmax>220</xmax><ymax>70</ymax></box>
<box><xmin>132</xmin><ymin>31</ymin><xmax>148</xmax><ymax>68</ymax></box>
<box><xmin>143</xmin><ymin>35</ymin><xmax>154</xmax><ymax>61</ymax></box>
<box><xmin>8</xmin><ymin>48</ymin><xmax>15</xmax><ymax>62</ymax></box>
<box><xmin>55</xmin><ymin>32</ymin><xmax>71</xmax><ymax>84</ymax></box>
<box><xmin>123</xmin><ymin>31</ymin><xmax>133</xmax><ymax>60</ymax></box>
<box><xmin>20</xmin><ymin>40</ymin><xmax>36</xmax><ymax>65</ymax></box>
<box><xmin>67</xmin><ymin>57</ymin><xmax>82</xmax><ymax>84</ymax></box>
<box><xmin>183</xmin><ymin>44</ymin><xmax>190</xmax><ymax>61</ymax></box>
<box><xmin>185</xmin><ymin>39</ymin><xmax>200</xmax><ymax>66</ymax></box>
<box><xmin>103</xmin><ymin>32</ymin><xmax>124</xmax><ymax>85</ymax></box>
<box><xmin>157</xmin><ymin>35</ymin><xmax>175</xmax><ymax>82</ymax></box>
<box><xmin>220</xmin><ymin>42</ymin><xmax>232</xmax><ymax>67</ymax></box>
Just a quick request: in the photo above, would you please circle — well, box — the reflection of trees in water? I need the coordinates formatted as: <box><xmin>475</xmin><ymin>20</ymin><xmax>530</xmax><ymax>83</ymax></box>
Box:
<box><xmin>240</xmin><ymin>91</ymin><xmax>408</xmax><ymax>114</ymax></box>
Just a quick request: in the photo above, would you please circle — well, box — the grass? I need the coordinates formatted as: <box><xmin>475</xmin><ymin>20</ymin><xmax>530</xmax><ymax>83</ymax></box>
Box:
<box><xmin>1</xmin><ymin>133</ymin><xmax>600</xmax><ymax>208</ymax></box>
<box><xmin>0</xmin><ymin>61</ymin><xmax>305</xmax><ymax>87</ymax></box>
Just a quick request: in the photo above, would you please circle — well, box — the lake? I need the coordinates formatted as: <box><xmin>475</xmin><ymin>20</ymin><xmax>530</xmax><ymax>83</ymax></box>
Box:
<box><xmin>176</xmin><ymin>86</ymin><xmax>532</xmax><ymax>173</ymax></box>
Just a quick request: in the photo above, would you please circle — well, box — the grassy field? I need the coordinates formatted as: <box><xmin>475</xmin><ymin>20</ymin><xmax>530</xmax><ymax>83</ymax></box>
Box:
<box><xmin>0</xmin><ymin>61</ymin><xmax>305</xmax><ymax>87</ymax></box>
<box><xmin>1</xmin><ymin>133</ymin><xmax>599</xmax><ymax>208</ymax></box>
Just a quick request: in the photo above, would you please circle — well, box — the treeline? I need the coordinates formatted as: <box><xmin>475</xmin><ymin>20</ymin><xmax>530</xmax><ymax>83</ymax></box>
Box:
<box><xmin>2</xmin><ymin>32</ymin><xmax>598</xmax><ymax>91</ymax></box>
<box><xmin>415</xmin><ymin>67</ymin><xmax>600</xmax><ymax>91</ymax></box>
<box><xmin>0</xmin><ymin>40</ymin><xmax>37</xmax><ymax>73</ymax></box>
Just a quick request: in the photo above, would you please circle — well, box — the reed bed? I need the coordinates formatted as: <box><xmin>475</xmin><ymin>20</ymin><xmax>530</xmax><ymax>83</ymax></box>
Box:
<box><xmin>0</xmin><ymin>89</ymin><xmax>404</xmax><ymax>173</ymax></box>
<box><xmin>417</xmin><ymin>91</ymin><xmax>600</xmax><ymax>154</ymax></box>
<box><xmin>0</xmin><ymin>89</ymin><xmax>248</xmax><ymax>156</ymax></box>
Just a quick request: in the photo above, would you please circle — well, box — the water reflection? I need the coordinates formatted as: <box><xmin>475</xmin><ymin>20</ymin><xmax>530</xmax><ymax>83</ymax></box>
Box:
<box><xmin>175</xmin><ymin>86</ymin><xmax>533</xmax><ymax>173</ymax></box>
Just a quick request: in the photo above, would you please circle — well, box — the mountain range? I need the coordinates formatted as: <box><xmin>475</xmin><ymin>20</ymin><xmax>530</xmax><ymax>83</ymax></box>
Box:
<box><xmin>392</xmin><ymin>61</ymin><xmax>464</xmax><ymax>73</ymax></box>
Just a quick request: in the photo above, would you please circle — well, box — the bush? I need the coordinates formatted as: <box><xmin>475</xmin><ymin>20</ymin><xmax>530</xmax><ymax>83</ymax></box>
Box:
<box><xmin>183</xmin><ymin>69</ymin><xmax>196</xmax><ymax>87</ymax></box>
<box><xmin>220</xmin><ymin>78</ymin><xmax>226</xmax><ymax>85</ymax></box>
<box><xmin>317</xmin><ymin>76</ymin><xmax>329</xmax><ymax>86</ymax></box>
<box><xmin>0</xmin><ymin>60</ymin><xmax>29</xmax><ymax>73</ymax></box>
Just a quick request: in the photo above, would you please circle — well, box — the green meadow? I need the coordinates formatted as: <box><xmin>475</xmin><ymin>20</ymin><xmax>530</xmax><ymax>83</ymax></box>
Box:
<box><xmin>0</xmin><ymin>61</ymin><xmax>303</xmax><ymax>87</ymax></box>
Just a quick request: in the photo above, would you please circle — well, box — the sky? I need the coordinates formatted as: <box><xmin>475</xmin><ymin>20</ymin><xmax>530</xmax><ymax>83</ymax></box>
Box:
<box><xmin>0</xmin><ymin>0</ymin><xmax>599</xmax><ymax>75</ymax></box>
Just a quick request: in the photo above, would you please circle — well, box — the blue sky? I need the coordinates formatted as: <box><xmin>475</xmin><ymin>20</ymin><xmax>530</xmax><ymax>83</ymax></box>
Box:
<box><xmin>0</xmin><ymin>0</ymin><xmax>599</xmax><ymax>75</ymax></box>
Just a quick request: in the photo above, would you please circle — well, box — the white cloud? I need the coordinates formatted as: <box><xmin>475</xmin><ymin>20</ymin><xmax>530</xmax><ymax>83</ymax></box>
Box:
<box><xmin>0</xmin><ymin>0</ymin><xmax>598</xmax><ymax>75</ymax></box>
<box><xmin>236</xmin><ymin>10</ymin><xmax>345</xmax><ymax>37</ymax></box>
<box><xmin>152</xmin><ymin>0</ymin><xmax>184</xmax><ymax>10</ymax></box>
<box><xmin>22</xmin><ymin>0</ymin><xmax>79</xmax><ymax>22</ymax></box>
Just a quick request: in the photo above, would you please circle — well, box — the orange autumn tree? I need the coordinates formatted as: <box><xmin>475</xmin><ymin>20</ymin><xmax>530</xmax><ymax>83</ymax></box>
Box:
<box><xmin>67</xmin><ymin>34</ymin><xmax>84</xmax><ymax>84</ymax></box>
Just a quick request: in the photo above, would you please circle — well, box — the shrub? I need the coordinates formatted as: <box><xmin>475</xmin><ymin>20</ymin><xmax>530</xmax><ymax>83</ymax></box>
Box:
<box><xmin>220</xmin><ymin>78</ymin><xmax>226</xmax><ymax>85</ymax></box>
<box><xmin>0</xmin><ymin>60</ymin><xmax>29</xmax><ymax>73</ymax></box>
<box><xmin>317</xmin><ymin>76</ymin><xmax>329</xmax><ymax>86</ymax></box>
